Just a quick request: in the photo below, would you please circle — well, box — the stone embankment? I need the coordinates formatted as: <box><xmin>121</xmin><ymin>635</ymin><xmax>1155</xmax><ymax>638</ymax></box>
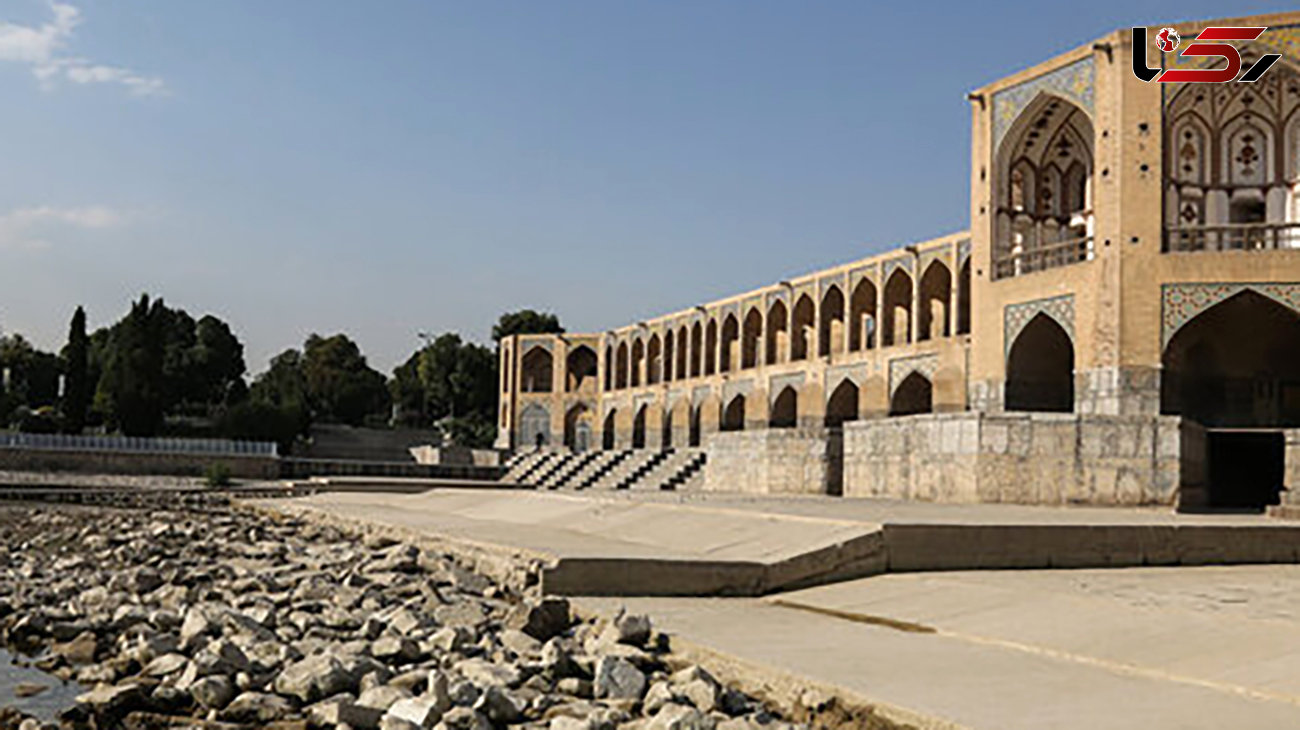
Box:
<box><xmin>0</xmin><ymin>505</ymin><xmax>903</xmax><ymax>730</ymax></box>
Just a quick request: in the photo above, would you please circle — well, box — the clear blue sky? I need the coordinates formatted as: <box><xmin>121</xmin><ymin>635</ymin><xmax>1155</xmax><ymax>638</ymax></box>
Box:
<box><xmin>0</xmin><ymin>0</ymin><xmax>1292</xmax><ymax>373</ymax></box>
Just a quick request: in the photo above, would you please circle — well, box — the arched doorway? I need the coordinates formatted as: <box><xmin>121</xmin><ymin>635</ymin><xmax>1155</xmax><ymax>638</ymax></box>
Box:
<box><xmin>770</xmin><ymin>387</ymin><xmax>797</xmax><ymax>428</ymax></box>
<box><xmin>849</xmin><ymin>278</ymin><xmax>877</xmax><ymax>351</ymax></box>
<box><xmin>722</xmin><ymin>395</ymin><xmax>746</xmax><ymax>431</ymax></box>
<box><xmin>882</xmin><ymin>269</ymin><xmax>912</xmax><ymax>347</ymax></box>
<box><xmin>825</xmin><ymin>380</ymin><xmax>859</xmax><ymax>427</ymax></box>
<box><xmin>690</xmin><ymin>323</ymin><xmax>703</xmax><ymax>377</ymax></box>
<box><xmin>1005</xmin><ymin>314</ymin><xmax>1074</xmax><ymax>412</ymax></box>
<box><xmin>564</xmin><ymin>404</ymin><xmax>593</xmax><ymax>452</ymax></box>
<box><xmin>720</xmin><ymin>315</ymin><xmax>739</xmax><ymax>373</ymax></box>
<box><xmin>742</xmin><ymin>308</ymin><xmax>762</xmax><ymax>369</ymax></box>
<box><xmin>661</xmin><ymin>405</ymin><xmax>674</xmax><ymax>449</ymax></box>
<box><xmin>647</xmin><ymin>335</ymin><xmax>662</xmax><ymax>385</ymax></box>
<box><xmin>819</xmin><ymin>286</ymin><xmax>845</xmax><ymax>357</ymax></box>
<box><xmin>520</xmin><ymin>404</ymin><xmax>551</xmax><ymax>448</ymax></box>
<box><xmin>766</xmin><ymin>300</ymin><xmax>788</xmax><ymax>365</ymax></box>
<box><xmin>615</xmin><ymin>343</ymin><xmax>629</xmax><ymax>389</ymax></box>
<box><xmin>632</xmin><ymin>406</ymin><xmax>647</xmax><ymax>449</ymax></box>
<box><xmin>791</xmin><ymin>295</ymin><xmax>814</xmax><ymax>361</ymax></box>
<box><xmin>664</xmin><ymin>331</ymin><xmax>675</xmax><ymax>383</ymax></box>
<box><xmin>1162</xmin><ymin>291</ymin><xmax>1300</xmax><ymax>509</ymax></box>
<box><xmin>957</xmin><ymin>259</ymin><xmax>972</xmax><ymax>335</ymax></box>
<box><xmin>566</xmin><ymin>346</ymin><xmax>598</xmax><ymax>393</ymax></box>
<box><xmin>890</xmin><ymin>373</ymin><xmax>932</xmax><ymax>416</ymax></box>
<box><xmin>602</xmin><ymin>409</ymin><xmax>617</xmax><ymax>450</ymax></box>
<box><xmin>521</xmin><ymin>348</ymin><xmax>554</xmax><ymax>393</ymax></box>
<box><xmin>918</xmin><ymin>261</ymin><xmax>951</xmax><ymax>341</ymax></box>
<box><xmin>631</xmin><ymin>339</ymin><xmax>645</xmax><ymax>387</ymax></box>
<box><xmin>705</xmin><ymin>320</ymin><xmax>718</xmax><ymax>375</ymax></box>
<box><xmin>689</xmin><ymin>404</ymin><xmax>702</xmax><ymax>447</ymax></box>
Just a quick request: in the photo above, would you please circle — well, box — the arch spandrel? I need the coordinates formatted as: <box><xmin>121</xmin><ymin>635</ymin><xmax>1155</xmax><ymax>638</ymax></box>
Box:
<box><xmin>1003</xmin><ymin>295</ymin><xmax>1075</xmax><ymax>358</ymax></box>
<box><xmin>1162</xmin><ymin>283</ymin><xmax>1300</xmax><ymax>347</ymax></box>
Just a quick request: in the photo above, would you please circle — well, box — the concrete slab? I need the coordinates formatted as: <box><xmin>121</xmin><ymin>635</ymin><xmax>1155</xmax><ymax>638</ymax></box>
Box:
<box><xmin>265</xmin><ymin>488</ymin><xmax>1300</xmax><ymax>596</ymax></box>
<box><xmin>579</xmin><ymin>566</ymin><xmax>1300</xmax><ymax>729</ymax></box>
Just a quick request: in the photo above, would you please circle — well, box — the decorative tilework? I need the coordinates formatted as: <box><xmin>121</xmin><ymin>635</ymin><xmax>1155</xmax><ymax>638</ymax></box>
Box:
<box><xmin>1004</xmin><ymin>295</ymin><xmax>1075</xmax><ymax>357</ymax></box>
<box><xmin>883</xmin><ymin>257</ymin><xmax>914</xmax><ymax>280</ymax></box>
<box><xmin>633</xmin><ymin>394</ymin><xmax>656</xmax><ymax>409</ymax></box>
<box><xmin>768</xmin><ymin>373</ymin><xmax>805</xmax><ymax>401</ymax></box>
<box><xmin>992</xmin><ymin>57</ymin><xmax>1095</xmax><ymax>151</ymax></box>
<box><xmin>1162</xmin><ymin>283</ymin><xmax>1300</xmax><ymax>346</ymax></box>
<box><xmin>889</xmin><ymin>354</ymin><xmax>939</xmax><ymax>396</ymax></box>
<box><xmin>691</xmin><ymin>385</ymin><xmax>713</xmax><ymax>406</ymax></box>
<box><xmin>520</xmin><ymin>340</ymin><xmax>552</xmax><ymax>355</ymax></box>
<box><xmin>1163</xmin><ymin>24</ymin><xmax>1300</xmax><ymax>105</ymax></box>
<box><xmin>723</xmin><ymin>379</ymin><xmax>753</xmax><ymax>404</ymax></box>
<box><xmin>957</xmin><ymin>239</ymin><xmax>972</xmax><ymax>265</ymax></box>
<box><xmin>825</xmin><ymin>364</ymin><xmax>868</xmax><ymax>393</ymax></box>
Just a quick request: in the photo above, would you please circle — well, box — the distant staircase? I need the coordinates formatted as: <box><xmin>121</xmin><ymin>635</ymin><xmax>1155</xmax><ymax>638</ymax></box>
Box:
<box><xmin>498</xmin><ymin>447</ymin><xmax>707</xmax><ymax>492</ymax></box>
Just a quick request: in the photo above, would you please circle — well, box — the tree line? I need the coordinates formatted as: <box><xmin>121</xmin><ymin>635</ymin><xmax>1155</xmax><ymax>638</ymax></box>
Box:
<box><xmin>0</xmin><ymin>295</ymin><xmax>562</xmax><ymax>451</ymax></box>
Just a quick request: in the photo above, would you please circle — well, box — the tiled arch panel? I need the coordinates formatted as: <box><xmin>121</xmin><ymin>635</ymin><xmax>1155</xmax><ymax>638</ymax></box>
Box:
<box><xmin>992</xmin><ymin>56</ymin><xmax>1095</xmax><ymax>151</ymax></box>
<box><xmin>1004</xmin><ymin>295</ymin><xmax>1075</xmax><ymax>357</ymax></box>
<box><xmin>1161</xmin><ymin>283</ymin><xmax>1300</xmax><ymax>347</ymax></box>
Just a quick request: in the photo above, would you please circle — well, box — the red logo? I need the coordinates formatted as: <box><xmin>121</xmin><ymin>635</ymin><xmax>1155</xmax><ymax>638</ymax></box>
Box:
<box><xmin>1155</xmin><ymin>27</ymin><xmax>1180</xmax><ymax>53</ymax></box>
<box><xmin>1132</xmin><ymin>26</ymin><xmax>1281</xmax><ymax>83</ymax></box>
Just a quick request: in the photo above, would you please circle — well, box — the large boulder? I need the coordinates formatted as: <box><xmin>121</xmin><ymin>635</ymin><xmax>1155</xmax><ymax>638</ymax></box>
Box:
<box><xmin>594</xmin><ymin>656</ymin><xmax>646</xmax><ymax>700</ymax></box>
<box><xmin>274</xmin><ymin>654</ymin><xmax>354</xmax><ymax>703</ymax></box>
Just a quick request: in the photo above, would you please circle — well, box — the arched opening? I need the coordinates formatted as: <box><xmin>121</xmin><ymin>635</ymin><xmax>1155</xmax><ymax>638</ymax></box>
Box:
<box><xmin>705</xmin><ymin>320</ymin><xmax>718</xmax><ymax>375</ymax></box>
<box><xmin>690</xmin><ymin>323</ymin><xmax>703</xmax><ymax>378</ymax></box>
<box><xmin>721</xmin><ymin>395</ymin><xmax>746</xmax><ymax>431</ymax></box>
<box><xmin>720</xmin><ymin>314</ymin><xmax>739</xmax><ymax>373</ymax></box>
<box><xmin>1162</xmin><ymin>291</ymin><xmax>1300</xmax><ymax>510</ymax></box>
<box><xmin>770</xmin><ymin>387</ymin><xmax>797</xmax><ymax>428</ymax></box>
<box><xmin>993</xmin><ymin>94</ymin><xmax>1094</xmax><ymax>277</ymax></box>
<box><xmin>521</xmin><ymin>348</ymin><xmax>554</xmax><ymax>393</ymax></box>
<box><xmin>689</xmin><ymin>404</ymin><xmax>702</xmax><ymax>447</ymax></box>
<box><xmin>791</xmin><ymin>295</ymin><xmax>815</xmax><ymax>361</ymax></box>
<box><xmin>742</xmin><ymin>307</ymin><xmax>763</xmax><ymax>369</ymax></box>
<box><xmin>918</xmin><ymin>261</ymin><xmax>952</xmax><ymax>341</ymax></box>
<box><xmin>1162</xmin><ymin>291</ymin><xmax>1300</xmax><ymax>428</ymax></box>
<box><xmin>565</xmin><ymin>346</ymin><xmax>598</xmax><ymax>393</ymax></box>
<box><xmin>849</xmin><ymin>278</ymin><xmax>878</xmax><ymax>351</ymax></box>
<box><xmin>664</xmin><ymin>331</ymin><xmax>675</xmax><ymax>383</ymax></box>
<box><xmin>766</xmin><ymin>300</ymin><xmax>788</xmax><ymax>365</ymax></box>
<box><xmin>882</xmin><ymin>269</ymin><xmax>913</xmax><ymax>347</ymax></box>
<box><xmin>520</xmin><ymin>404</ymin><xmax>551</xmax><ymax>448</ymax></box>
<box><xmin>957</xmin><ymin>259</ymin><xmax>972</xmax><ymax>335</ymax></box>
<box><xmin>825</xmin><ymin>380</ymin><xmax>860</xmax><ymax>427</ymax></box>
<box><xmin>602</xmin><ymin>409</ymin><xmax>617</xmax><ymax>450</ymax></box>
<box><xmin>1005</xmin><ymin>314</ymin><xmax>1075</xmax><ymax>412</ymax></box>
<box><xmin>677</xmin><ymin>326</ymin><xmax>689</xmax><ymax>380</ymax></box>
<box><xmin>564</xmin><ymin>404</ymin><xmax>593</xmax><ymax>452</ymax></box>
<box><xmin>604</xmin><ymin>345</ymin><xmax>613</xmax><ymax>390</ymax></box>
<box><xmin>631</xmin><ymin>339</ymin><xmax>645</xmax><ymax>388</ymax></box>
<box><xmin>615</xmin><ymin>342</ymin><xmax>629</xmax><ymax>390</ymax></box>
<box><xmin>647</xmin><ymin>335</ymin><xmax>662</xmax><ymax>385</ymax></box>
<box><xmin>890</xmin><ymin>373</ymin><xmax>932</xmax><ymax>416</ymax></box>
<box><xmin>632</xmin><ymin>406</ymin><xmax>647</xmax><ymax>449</ymax></box>
<box><xmin>819</xmin><ymin>286</ymin><xmax>845</xmax><ymax>357</ymax></box>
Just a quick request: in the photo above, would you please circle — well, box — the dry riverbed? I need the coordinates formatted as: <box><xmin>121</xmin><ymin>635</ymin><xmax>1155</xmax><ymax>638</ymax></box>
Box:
<box><xmin>0</xmin><ymin>504</ymin><xmax>902</xmax><ymax>730</ymax></box>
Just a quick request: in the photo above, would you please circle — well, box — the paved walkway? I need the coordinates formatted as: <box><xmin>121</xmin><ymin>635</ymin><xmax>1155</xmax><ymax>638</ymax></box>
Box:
<box><xmin>580</xmin><ymin>565</ymin><xmax>1300</xmax><ymax>729</ymax></box>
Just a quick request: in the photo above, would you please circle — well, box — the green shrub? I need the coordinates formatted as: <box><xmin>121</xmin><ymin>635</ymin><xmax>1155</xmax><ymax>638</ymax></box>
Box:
<box><xmin>204</xmin><ymin>463</ymin><xmax>233</xmax><ymax>488</ymax></box>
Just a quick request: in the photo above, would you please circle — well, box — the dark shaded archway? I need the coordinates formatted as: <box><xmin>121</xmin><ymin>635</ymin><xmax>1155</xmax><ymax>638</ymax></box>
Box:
<box><xmin>770</xmin><ymin>387</ymin><xmax>797</xmax><ymax>428</ymax></box>
<box><xmin>689</xmin><ymin>405</ymin><xmax>702</xmax><ymax>446</ymax></box>
<box><xmin>957</xmin><ymin>259</ymin><xmax>972</xmax><ymax>335</ymax></box>
<box><xmin>564</xmin><ymin>404</ymin><xmax>593</xmax><ymax>452</ymax></box>
<box><xmin>918</xmin><ymin>261</ymin><xmax>951</xmax><ymax>341</ymax></box>
<box><xmin>791</xmin><ymin>295</ymin><xmax>815</xmax><ymax>361</ymax></box>
<box><xmin>819</xmin><ymin>286</ymin><xmax>845</xmax><ymax>357</ymax></box>
<box><xmin>742</xmin><ymin>308</ymin><xmax>762</xmax><ymax>369</ymax></box>
<box><xmin>566</xmin><ymin>346</ymin><xmax>598</xmax><ymax>393</ymax></box>
<box><xmin>602</xmin><ymin>409</ymin><xmax>617</xmax><ymax>450</ymax></box>
<box><xmin>825</xmin><ymin>380</ymin><xmax>860</xmax><ymax>427</ymax></box>
<box><xmin>1162</xmin><ymin>290</ymin><xmax>1300</xmax><ymax>428</ymax></box>
<box><xmin>720</xmin><ymin>314</ymin><xmax>739</xmax><ymax>373</ymax></box>
<box><xmin>632</xmin><ymin>406</ymin><xmax>647</xmax><ymax>449</ymax></box>
<box><xmin>766</xmin><ymin>300</ymin><xmax>788</xmax><ymax>365</ymax></box>
<box><xmin>890</xmin><ymin>373</ymin><xmax>932</xmax><ymax>416</ymax></box>
<box><xmin>722</xmin><ymin>395</ymin><xmax>746</xmax><ymax>431</ymax></box>
<box><xmin>1005</xmin><ymin>314</ymin><xmax>1074</xmax><ymax>412</ymax></box>
<box><xmin>849</xmin><ymin>278</ymin><xmax>877</xmax><ymax>351</ymax></box>
<box><xmin>882</xmin><ymin>269</ymin><xmax>913</xmax><ymax>347</ymax></box>
<box><xmin>521</xmin><ymin>347</ymin><xmax>553</xmax><ymax>393</ymax></box>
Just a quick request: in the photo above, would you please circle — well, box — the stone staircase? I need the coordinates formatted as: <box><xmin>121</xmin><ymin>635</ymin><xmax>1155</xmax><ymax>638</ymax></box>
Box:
<box><xmin>500</xmin><ymin>448</ymin><xmax>707</xmax><ymax>492</ymax></box>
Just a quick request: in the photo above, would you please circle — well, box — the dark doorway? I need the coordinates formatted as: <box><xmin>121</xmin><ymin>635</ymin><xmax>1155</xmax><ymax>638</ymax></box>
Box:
<box><xmin>1207</xmin><ymin>430</ymin><xmax>1284</xmax><ymax>511</ymax></box>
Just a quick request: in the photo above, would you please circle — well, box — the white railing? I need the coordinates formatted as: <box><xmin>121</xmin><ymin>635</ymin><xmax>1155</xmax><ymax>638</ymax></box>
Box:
<box><xmin>992</xmin><ymin>236</ymin><xmax>1093</xmax><ymax>280</ymax></box>
<box><xmin>1164</xmin><ymin>223</ymin><xmax>1300</xmax><ymax>253</ymax></box>
<box><xmin>0</xmin><ymin>432</ymin><xmax>278</xmax><ymax>457</ymax></box>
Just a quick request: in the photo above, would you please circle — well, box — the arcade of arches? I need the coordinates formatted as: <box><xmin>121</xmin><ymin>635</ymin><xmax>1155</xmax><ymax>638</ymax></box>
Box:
<box><xmin>499</xmin><ymin>13</ymin><xmax>1300</xmax><ymax>510</ymax></box>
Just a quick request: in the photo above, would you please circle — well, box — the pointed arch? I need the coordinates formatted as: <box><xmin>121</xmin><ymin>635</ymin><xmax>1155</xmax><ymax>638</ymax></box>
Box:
<box><xmin>957</xmin><ymin>259</ymin><xmax>972</xmax><ymax>335</ymax></box>
<box><xmin>791</xmin><ymin>294</ymin><xmax>815</xmax><ymax>361</ymax></box>
<box><xmin>664</xmin><ymin>330</ymin><xmax>675</xmax><ymax>383</ymax></box>
<box><xmin>819</xmin><ymin>285</ymin><xmax>845</xmax><ymax>357</ymax></box>
<box><xmin>602</xmin><ymin>408</ymin><xmax>617</xmax><ymax>450</ymax></box>
<box><xmin>690</xmin><ymin>322</ymin><xmax>703</xmax><ymax>378</ymax></box>
<box><xmin>742</xmin><ymin>307</ymin><xmax>763</xmax><ymax>369</ymax></box>
<box><xmin>632</xmin><ymin>405</ymin><xmax>648</xmax><ymax>449</ymax></box>
<box><xmin>677</xmin><ymin>325</ymin><xmax>689</xmax><ymax>380</ymax></box>
<box><xmin>521</xmin><ymin>347</ymin><xmax>554</xmax><ymax>393</ymax></box>
<box><xmin>720</xmin><ymin>314</ymin><xmax>740</xmax><ymax>373</ymax></box>
<box><xmin>722</xmin><ymin>394</ymin><xmax>746</xmax><ymax>432</ymax></box>
<box><xmin>825</xmin><ymin>379</ymin><xmax>860</xmax><ymax>427</ymax></box>
<box><xmin>565</xmin><ymin>345</ymin><xmax>598</xmax><ymax>393</ymax></box>
<box><xmin>890</xmin><ymin>373</ymin><xmax>932</xmax><ymax>416</ymax></box>
<box><xmin>564</xmin><ymin>403</ymin><xmax>593</xmax><ymax>452</ymax></box>
<box><xmin>519</xmin><ymin>403</ymin><xmax>552</xmax><ymax>447</ymax></box>
<box><xmin>705</xmin><ymin>319</ymin><xmax>718</xmax><ymax>375</ymax></box>
<box><xmin>1005</xmin><ymin>313</ymin><xmax>1075</xmax><ymax>412</ymax></box>
<box><xmin>631</xmin><ymin>338</ymin><xmax>645</xmax><ymax>387</ymax></box>
<box><xmin>647</xmin><ymin>334</ymin><xmax>662</xmax><ymax>385</ymax></box>
<box><xmin>770</xmin><ymin>386</ymin><xmax>798</xmax><ymax>428</ymax></box>
<box><xmin>615</xmin><ymin>342</ymin><xmax>629</xmax><ymax>390</ymax></box>
<box><xmin>849</xmin><ymin>278</ymin><xmax>878</xmax><ymax>351</ymax></box>
<box><xmin>766</xmin><ymin>300</ymin><xmax>788</xmax><ymax>365</ymax></box>
<box><xmin>882</xmin><ymin>268</ymin><xmax>913</xmax><ymax>347</ymax></box>
<box><xmin>918</xmin><ymin>260</ymin><xmax>952</xmax><ymax>341</ymax></box>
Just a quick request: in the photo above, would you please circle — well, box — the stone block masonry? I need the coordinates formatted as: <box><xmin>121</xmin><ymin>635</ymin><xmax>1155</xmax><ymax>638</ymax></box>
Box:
<box><xmin>704</xmin><ymin>429</ymin><xmax>832</xmax><ymax>495</ymax></box>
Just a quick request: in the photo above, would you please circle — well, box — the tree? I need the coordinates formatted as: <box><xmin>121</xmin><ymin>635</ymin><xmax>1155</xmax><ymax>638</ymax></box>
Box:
<box><xmin>190</xmin><ymin>315</ymin><xmax>247</xmax><ymax>406</ymax></box>
<box><xmin>0</xmin><ymin>334</ymin><xmax>61</xmax><ymax>426</ymax></box>
<box><xmin>391</xmin><ymin>333</ymin><xmax>500</xmax><ymax>446</ymax></box>
<box><xmin>61</xmin><ymin>307</ymin><xmax>89</xmax><ymax>433</ymax></box>
<box><xmin>97</xmin><ymin>294</ymin><xmax>167</xmax><ymax>436</ymax></box>
<box><xmin>302</xmin><ymin>334</ymin><xmax>391</xmax><ymax>426</ymax></box>
<box><xmin>492</xmin><ymin>310</ymin><xmax>563</xmax><ymax>344</ymax></box>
